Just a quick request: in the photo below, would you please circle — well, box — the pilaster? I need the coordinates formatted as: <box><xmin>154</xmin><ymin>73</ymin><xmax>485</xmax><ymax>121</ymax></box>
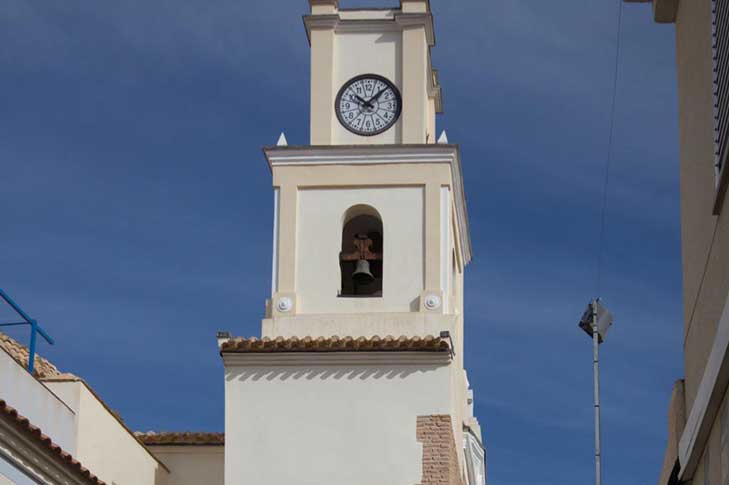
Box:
<box><xmin>308</xmin><ymin>16</ymin><xmax>338</xmax><ymax>144</ymax></box>
<box><xmin>309</xmin><ymin>0</ymin><xmax>339</xmax><ymax>15</ymax></box>
<box><xmin>399</xmin><ymin>18</ymin><xmax>429</xmax><ymax>144</ymax></box>
<box><xmin>276</xmin><ymin>184</ymin><xmax>298</xmax><ymax>293</ymax></box>
<box><xmin>424</xmin><ymin>182</ymin><xmax>442</xmax><ymax>292</ymax></box>
<box><xmin>400</xmin><ymin>0</ymin><xmax>430</xmax><ymax>14</ymax></box>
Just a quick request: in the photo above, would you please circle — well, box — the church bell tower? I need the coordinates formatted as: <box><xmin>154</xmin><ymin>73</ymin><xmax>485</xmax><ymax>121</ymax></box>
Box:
<box><xmin>221</xmin><ymin>2</ymin><xmax>486</xmax><ymax>484</ymax></box>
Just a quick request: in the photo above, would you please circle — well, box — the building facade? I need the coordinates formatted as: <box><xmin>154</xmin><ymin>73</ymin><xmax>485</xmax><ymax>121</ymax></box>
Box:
<box><xmin>219</xmin><ymin>1</ymin><xmax>486</xmax><ymax>484</ymax></box>
<box><xmin>630</xmin><ymin>0</ymin><xmax>729</xmax><ymax>483</ymax></box>
<box><xmin>0</xmin><ymin>331</ymin><xmax>224</xmax><ymax>485</ymax></box>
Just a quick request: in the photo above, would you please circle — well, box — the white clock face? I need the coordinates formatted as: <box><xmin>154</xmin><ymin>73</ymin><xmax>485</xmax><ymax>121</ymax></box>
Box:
<box><xmin>335</xmin><ymin>74</ymin><xmax>402</xmax><ymax>136</ymax></box>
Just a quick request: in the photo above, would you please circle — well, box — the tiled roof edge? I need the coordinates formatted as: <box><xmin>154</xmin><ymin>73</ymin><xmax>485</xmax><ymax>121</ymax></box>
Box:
<box><xmin>0</xmin><ymin>332</ymin><xmax>73</xmax><ymax>379</ymax></box>
<box><xmin>0</xmin><ymin>398</ymin><xmax>105</xmax><ymax>485</ymax></box>
<box><xmin>219</xmin><ymin>335</ymin><xmax>451</xmax><ymax>353</ymax></box>
<box><xmin>135</xmin><ymin>432</ymin><xmax>225</xmax><ymax>446</ymax></box>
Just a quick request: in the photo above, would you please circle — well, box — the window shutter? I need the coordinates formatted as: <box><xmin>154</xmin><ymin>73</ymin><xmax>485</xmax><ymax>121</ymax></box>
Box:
<box><xmin>713</xmin><ymin>0</ymin><xmax>729</xmax><ymax>177</ymax></box>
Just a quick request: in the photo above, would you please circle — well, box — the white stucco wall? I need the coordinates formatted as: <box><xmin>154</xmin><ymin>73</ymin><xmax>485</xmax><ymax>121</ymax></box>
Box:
<box><xmin>224</xmin><ymin>354</ymin><xmax>452</xmax><ymax>485</ymax></box>
<box><xmin>148</xmin><ymin>446</ymin><xmax>223</xmax><ymax>485</ymax></box>
<box><xmin>0</xmin><ymin>349</ymin><xmax>75</xmax><ymax>453</ymax></box>
<box><xmin>44</xmin><ymin>381</ymin><xmax>164</xmax><ymax>485</ymax></box>
<box><xmin>333</xmin><ymin>31</ymin><xmax>403</xmax><ymax>145</ymax></box>
<box><xmin>262</xmin><ymin>313</ymin><xmax>459</xmax><ymax>340</ymax></box>
<box><xmin>296</xmin><ymin>186</ymin><xmax>424</xmax><ymax>314</ymax></box>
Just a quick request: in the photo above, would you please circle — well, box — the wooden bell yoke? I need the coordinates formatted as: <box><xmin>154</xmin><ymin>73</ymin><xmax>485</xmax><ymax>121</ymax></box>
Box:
<box><xmin>339</xmin><ymin>234</ymin><xmax>383</xmax><ymax>263</ymax></box>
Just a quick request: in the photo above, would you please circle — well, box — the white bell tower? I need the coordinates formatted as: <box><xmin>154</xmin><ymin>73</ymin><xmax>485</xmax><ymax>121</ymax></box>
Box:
<box><xmin>264</xmin><ymin>0</ymin><xmax>471</xmax><ymax>356</ymax></box>
<box><xmin>221</xmin><ymin>2</ymin><xmax>485</xmax><ymax>484</ymax></box>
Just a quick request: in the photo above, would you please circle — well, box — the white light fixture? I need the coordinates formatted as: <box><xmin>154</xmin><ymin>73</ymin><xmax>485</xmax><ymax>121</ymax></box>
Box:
<box><xmin>424</xmin><ymin>294</ymin><xmax>442</xmax><ymax>310</ymax></box>
<box><xmin>276</xmin><ymin>297</ymin><xmax>293</xmax><ymax>313</ymax></box>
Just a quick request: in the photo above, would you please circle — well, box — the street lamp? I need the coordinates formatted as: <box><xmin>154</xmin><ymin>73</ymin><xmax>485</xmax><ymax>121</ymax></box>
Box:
<box><xmin>578</xmin><ymin>298</ymin><xmax>614</xmax><ymax>485</ymax></box>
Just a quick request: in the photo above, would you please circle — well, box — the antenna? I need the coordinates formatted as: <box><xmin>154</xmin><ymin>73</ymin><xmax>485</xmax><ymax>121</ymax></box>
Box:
<box><xmin>577</xmin><ymin>298</ymin><xmax>614</xmax><ymax>485</ymax></box>
<box><xmin>0</xmin><ymin>288</ymin><xmax>55</xmax><ymax>374</ymax></box>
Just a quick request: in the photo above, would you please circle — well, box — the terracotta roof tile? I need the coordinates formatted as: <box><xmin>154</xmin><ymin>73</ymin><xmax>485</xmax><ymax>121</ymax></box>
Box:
<box><xmin>220</xmin><ymin>335</ymin><xmax>450</xmax><ymax>353</ymax></box>
<box><xmin>0</xmin><ymin>399</ymin><xmax>105</xmax><ymax>484</ymax></box>
<box><xmin>0</xmin><ymin>332</ymin><xmax>71</xmax><ymax>379</ymax></box>
<box><xmin>135</xmin><ymin>432</ymin><xmax>225</xmax><ymax>446</ymax></box>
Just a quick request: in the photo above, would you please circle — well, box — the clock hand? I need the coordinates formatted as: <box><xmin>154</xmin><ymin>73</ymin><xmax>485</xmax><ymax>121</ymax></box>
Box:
<box><xmin>367</xmin><ymin>88</ymin><xmax>389</xmax><ymax>103</ymax></box>
<box><xmin>352</xmin><ymin>94</ymin><xmax>374</xmax><ymax>109</ymax></box>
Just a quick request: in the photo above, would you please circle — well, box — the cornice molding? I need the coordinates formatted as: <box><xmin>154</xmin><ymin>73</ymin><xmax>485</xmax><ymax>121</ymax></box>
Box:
<box><xmin>394</xmin><ymin>13</ymin><xmax>435</xmax><ymax>46</ymax></box>
<box><xmin>302</xmin><ymin>14</ymin><xmax>340</xmax><ymax>44</ymax></box>
<box><xmin>303</xmin><ymin>12</ymin><xmax>435</xmax><ymax>45</ymax></box>
<box><xmin>222</xmin><ymin>351</ymin><xmax>452</xmax><ymax>367</ymax></box>
<box><xmin>265</xmin><ymin>144</ymin><xmax>456</xmax><ymax>165</ymax></box>
<box><xmin>263</xmin><ymin>144</ymin><xmax>472</xmax><ymax>264</ymax></box>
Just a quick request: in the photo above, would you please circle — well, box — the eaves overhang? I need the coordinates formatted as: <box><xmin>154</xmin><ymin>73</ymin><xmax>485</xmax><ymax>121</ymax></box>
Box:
<box><xmin>222</xmin><ymin>351</ymin><xmax>452</xmax><ymax>367</ymax></box>
<box><xmin>262</xmin><ymin>143</ymin><xmax>473</xmax><ymax>265</ymax></box>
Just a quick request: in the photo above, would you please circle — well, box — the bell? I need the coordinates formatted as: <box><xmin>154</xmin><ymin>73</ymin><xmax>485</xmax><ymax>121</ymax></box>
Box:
<box><xmin>352</xmin><ymin>259</ymin><xmax>374</xmax><ymax>283</ymax></box>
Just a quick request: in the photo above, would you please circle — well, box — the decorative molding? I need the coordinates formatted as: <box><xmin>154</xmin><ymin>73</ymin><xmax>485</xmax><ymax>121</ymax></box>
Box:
<box><xmin>336</xmin><ymin>19</ymin><xmax>402</xmax><ymax>34</ymax></box>
<box><xmin>302</xmin><ymin>14</ymin><xmax>340</xmax><ymax>45</ymax></box>
<box><xmin>222</xmin><ymin>351</ymin><xmax>452</xmax><ymax>367</ymax></box>
<box><xmin>263</xmin><ymin>144</ymin><xmax>472</xmax><ymax>265</ymax></box>
<box><xmin>304</xmin><ymin>12</ymin><xmax>434</xmax><ymax>46</ymax></box>
<box><xmin>678</xmin><ymin>289</ymin><xmax>729</xmax><ymax>480</ymax></box>
<box><xmin>394</xmin><ymin>13</ymin><xmax>435</xmax><ymax>46</ymax></box>
<box><xmin>309</xmin><ymin>0</ymin><xmax>339</xmax><ymax>8</ymax></box>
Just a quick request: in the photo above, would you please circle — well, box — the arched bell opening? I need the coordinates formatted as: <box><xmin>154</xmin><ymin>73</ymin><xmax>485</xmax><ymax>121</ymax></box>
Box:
<box><xmin>339</xmin><ymin>205</ymin><xmax>383</xmax><ymax>297</ymax></box>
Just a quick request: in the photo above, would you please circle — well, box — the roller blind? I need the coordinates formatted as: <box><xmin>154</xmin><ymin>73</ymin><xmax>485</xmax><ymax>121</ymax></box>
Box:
<box><xmin>713</xmin><ymin>0</ymin><xmax>729</xmax><ymax>176</ymax></box>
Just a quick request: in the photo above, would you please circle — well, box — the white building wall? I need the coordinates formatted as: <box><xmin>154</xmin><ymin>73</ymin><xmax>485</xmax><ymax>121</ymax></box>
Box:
<box><xmin>44</xmin><ymin>381</ymin><xmax>164</xmax><ymax>485</ymax></box>
<box><xmin>0</xmin><ymin>349</ymin><xmax>75</xmax><ymax>453</ymax></box>
<box><xmin>149</xmin><ymin>446</ymin><xmax>223</xmax><ymax>485</ymax></box>
<box><xmin>296</xmin><ymin>186</ymin><xmax>424</xmax><ymax>314</ymax></box>
<box><xmin>224</xmin><ymin>356</ymin><xmax>451</xmax><ymax>485</ymax></box>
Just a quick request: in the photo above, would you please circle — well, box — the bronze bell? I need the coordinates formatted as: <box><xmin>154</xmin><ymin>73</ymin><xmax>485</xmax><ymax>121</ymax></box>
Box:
<box><xmin>352</xmin><ymin>259</ymin><xmax>375</xmax><ymax>283</ymax></box>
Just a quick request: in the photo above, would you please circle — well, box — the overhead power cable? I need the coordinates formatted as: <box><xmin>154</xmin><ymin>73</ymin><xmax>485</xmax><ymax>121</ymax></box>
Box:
<box><xmin>596</xmin><ymin>0</ymin><xmax>625</xmax><ymax>295</ymax></box>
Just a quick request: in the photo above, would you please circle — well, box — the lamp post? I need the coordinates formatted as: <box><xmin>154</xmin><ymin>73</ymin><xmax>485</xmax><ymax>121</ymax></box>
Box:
<box><xmin>578</xmin><ymin>298</ymin><xmax>613</xmax><ymax>485</ymax></box>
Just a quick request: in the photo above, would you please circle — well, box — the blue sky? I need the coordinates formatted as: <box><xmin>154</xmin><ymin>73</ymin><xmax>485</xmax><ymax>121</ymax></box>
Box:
<box><xmin>0</xmin><ymin>1</ymin><xmax>680</xmax><ymax>484</ymax></box>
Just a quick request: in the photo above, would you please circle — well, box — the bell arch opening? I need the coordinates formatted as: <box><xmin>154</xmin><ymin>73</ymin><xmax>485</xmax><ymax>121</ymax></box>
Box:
<box><xmin>339</xmin><ymin>205</ymin><xmax>383</xmax><ymax>297</ymax></box>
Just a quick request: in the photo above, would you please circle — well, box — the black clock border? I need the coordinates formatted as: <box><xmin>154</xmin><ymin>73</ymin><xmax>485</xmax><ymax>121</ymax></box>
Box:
<box><xmin>335</xmin><ymin>73</ymin><xmax>402</xmax><ymax>137</ymax></box>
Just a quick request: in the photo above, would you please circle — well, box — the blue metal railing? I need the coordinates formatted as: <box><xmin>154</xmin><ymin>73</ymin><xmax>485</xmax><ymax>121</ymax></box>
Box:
<box><xmin>0</xmin><ymin>288</ymin><xmax>55</xmax><ymax>374</ymax></box>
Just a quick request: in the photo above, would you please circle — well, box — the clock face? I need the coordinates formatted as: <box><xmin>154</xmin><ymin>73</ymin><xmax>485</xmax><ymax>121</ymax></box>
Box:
<box><xmin>335</xmin><ymin>74</ymin><xmax>402</xmax><ymax>136</ymax></box>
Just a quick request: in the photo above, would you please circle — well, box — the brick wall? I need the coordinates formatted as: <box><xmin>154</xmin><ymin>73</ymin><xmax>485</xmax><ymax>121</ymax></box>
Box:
<box><xmin>416</xmin><ymin>415</ymin><xmax>465</xmax><ymax>485</ymax></box>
